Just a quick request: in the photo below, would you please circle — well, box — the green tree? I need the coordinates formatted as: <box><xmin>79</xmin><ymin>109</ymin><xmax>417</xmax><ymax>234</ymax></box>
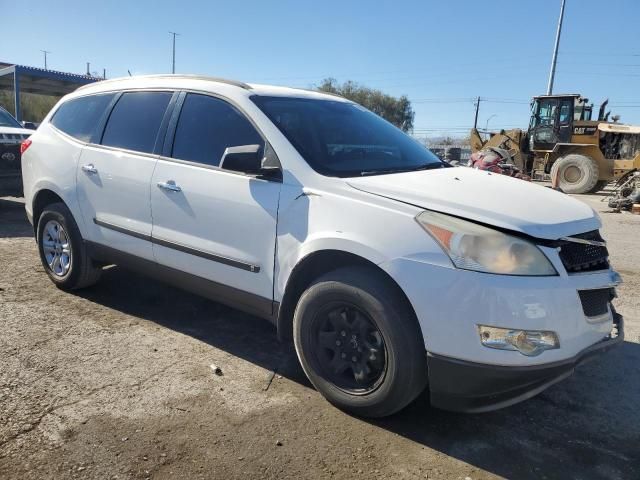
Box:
<box><xmin>316</xmin><ymin>78</ymin><xmax>415</xmax><ymax>132</ymax></box>
<box><xmin>0</xmin><ymin>91</ymin><xmax>61</xmax><ymax>122</ymax></box>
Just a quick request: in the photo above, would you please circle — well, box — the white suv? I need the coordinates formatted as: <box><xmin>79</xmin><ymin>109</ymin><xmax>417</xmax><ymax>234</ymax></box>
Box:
<box><xmin>21</xmin><ymin>75</ymin><xmax>623</xmax><ymax>417</ymax></box>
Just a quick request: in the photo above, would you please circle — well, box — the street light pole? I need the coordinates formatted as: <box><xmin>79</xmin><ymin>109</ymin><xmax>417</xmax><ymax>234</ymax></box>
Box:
<box><xmin>484</xmin><ymin>114</ymin><xmax>497</xmax><ymax>133</ymax></box>
<box><xmin>484</xmin><ymin>114</ymin><xmax>497</xmax><ymax>140</ymax></box>
<box><xmin>547</xmin><ymin>0</ymin><xmax>566</xmax><ymax>95</ymax></box>
<box><xmin>169</xmin><ymin>31</ymin><xmax>180</xmax><ymax>74</ymax></box>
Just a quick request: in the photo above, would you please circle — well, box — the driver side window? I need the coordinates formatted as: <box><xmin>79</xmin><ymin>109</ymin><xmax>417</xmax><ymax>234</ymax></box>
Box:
<box><xmin>171</xmin><ymin>93</ymin><xmax>264</xmax><ymax>167</ymax></box>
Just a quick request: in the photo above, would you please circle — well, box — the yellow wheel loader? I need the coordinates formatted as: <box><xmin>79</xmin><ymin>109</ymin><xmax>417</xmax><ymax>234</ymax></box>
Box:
<box><xmin>470</xmin><ymin>94</ymin><xmax>640</xmax><ymax>194</ymax></box>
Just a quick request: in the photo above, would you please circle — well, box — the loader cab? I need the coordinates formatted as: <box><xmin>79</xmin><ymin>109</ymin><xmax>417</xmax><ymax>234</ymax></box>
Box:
<box><xmin>529</xmin><ymin>94</ymin><xmax>591</xmax><ymax>151</ymax></box>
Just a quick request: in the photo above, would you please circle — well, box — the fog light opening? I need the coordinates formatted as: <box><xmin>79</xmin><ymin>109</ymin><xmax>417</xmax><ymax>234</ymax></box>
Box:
<box><xmin>478</xmin><ymin>325</ymin><xmax>559</xmax><ymax>357</ymax></box>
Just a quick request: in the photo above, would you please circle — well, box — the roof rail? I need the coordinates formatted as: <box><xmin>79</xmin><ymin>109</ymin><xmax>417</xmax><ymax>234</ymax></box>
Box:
<box><xmin>298</xmin><ymin>87</ymin><xmax>344</xmax><ymax>99</ymax></box>
<box><xmin>77</xmin><ymin>74</ymin><xmax>252</xmax><ymax>91</ymax></box>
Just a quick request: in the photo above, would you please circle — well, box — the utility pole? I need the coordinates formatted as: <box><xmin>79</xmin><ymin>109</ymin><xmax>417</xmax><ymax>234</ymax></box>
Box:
<box><xmin>169</xmin><ymin>31</ymin><xmax>180</xmax><ymax>74</ymax></box>
<box><xmin>86</xmin><ymin>62</ymin><xmax>90</xmax><ymax>76</ymax></box>
<box><xmin>41</xmin><ymin>50</ymin><xmax>50</xmax><ymax>70</ymax></box>
<box><xmin>547</xmin><ymin>0</ymin><xmax>566</xmax><ymax>95</ymax></box>
<box><xmin>473</xmin><ymin>96</ymin><xmax>481</xmax><ymax>129</ymax></box>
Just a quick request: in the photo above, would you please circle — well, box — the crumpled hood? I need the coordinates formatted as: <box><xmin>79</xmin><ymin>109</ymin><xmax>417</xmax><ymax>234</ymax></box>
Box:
<box><xmin>347</xmin><ymin>167</ymin><xmax>600</xmax><ymax>240</ymax></box>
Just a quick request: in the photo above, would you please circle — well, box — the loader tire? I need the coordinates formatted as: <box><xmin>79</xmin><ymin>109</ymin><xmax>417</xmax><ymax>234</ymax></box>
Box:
<box><xmin>551</xmin><ymin>154</ymin><xmax>599</xmax><ymax>194</ymax></box>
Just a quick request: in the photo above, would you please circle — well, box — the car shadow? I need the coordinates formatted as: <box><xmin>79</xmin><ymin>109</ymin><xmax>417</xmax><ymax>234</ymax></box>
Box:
<box><xmin>78</xmin><ymin>264</ymin><xmax>310</xmax><ymax>385</ymax></box>
<box><xmin>0</xmin><ymin>196</ymin><xmax>33</xmax><ymax>238</ymax></box>
<box><xmin>77</xmin><ymin>265</ymin><xmax>640</xmax><ymax>480</ymax></box>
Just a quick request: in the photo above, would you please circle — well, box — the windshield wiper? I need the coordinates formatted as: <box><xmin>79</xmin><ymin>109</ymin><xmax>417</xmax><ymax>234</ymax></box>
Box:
<box><xmin>360</xmin><ymin>163</ymin><xmax>443</xmax><ymax>176</ymax></box>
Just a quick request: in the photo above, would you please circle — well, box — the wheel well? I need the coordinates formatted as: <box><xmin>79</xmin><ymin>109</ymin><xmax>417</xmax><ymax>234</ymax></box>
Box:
<box><xmin>32</xmin><ymin>189</ymin><xmax>65</xmax><ymax>234</ymax></box>
<box><xmin>276</xmin><ymin>250</ymin><xmax>416</xmax><ymax>342</ymax></box>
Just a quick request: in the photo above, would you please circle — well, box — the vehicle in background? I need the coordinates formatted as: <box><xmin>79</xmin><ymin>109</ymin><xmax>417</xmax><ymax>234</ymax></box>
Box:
<box><xmin>471</xmin><ymin>94</ymin><xmax>640</xmax><ymax>194</ymax></box>
<box><xmin>0</xmin><ymin>106</ymin><xmax>32</xmax><ymax>196</ymax></box>
<box><xmin>21</xmin><ymin>75</ymin><xmax>623</xmax><ymax>417</ymax></box>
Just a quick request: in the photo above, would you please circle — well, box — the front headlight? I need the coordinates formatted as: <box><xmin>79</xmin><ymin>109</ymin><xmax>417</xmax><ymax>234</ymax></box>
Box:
<box><xmin>415</xmin><ymin>210</ymin><xmax>556</xmax><ymax>276</ymax></box>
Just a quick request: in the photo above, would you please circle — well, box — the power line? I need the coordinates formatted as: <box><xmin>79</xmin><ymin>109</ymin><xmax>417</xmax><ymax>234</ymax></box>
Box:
<box><xmin>559</xmin><ymin>51</ymin><xmax>640</xmax><ymax>57</ymax></box>
<box><xmin>559</xmin><ymin>61</ymin><xmax>640</xmax><ymax>68</ymax></box>
<box><xmin>256</xmin><ymin>59</ymin><xmax>553</xmax><ymax>84</ymax></box>
<box><xmin>557</xmin><ymin>70</ymin><xmax>640</xmax><ymax>78</ymax></box>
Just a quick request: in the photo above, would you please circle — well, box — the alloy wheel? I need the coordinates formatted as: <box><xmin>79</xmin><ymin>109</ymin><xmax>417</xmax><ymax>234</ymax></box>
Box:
<box><xmin>42</xmin><ymin>220</ymin><xmax>72</xmax><ymax>277</ymax></box>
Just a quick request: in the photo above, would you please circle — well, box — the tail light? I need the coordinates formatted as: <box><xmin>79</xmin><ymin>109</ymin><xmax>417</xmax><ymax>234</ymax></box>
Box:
<box><xmin>20</xmin><ymin>139</ymin><xmax>32</xmax><ymax>154</ymax></box>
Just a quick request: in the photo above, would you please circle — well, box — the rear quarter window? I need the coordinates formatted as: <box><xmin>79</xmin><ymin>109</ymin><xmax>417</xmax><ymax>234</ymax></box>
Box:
<box><xmin>51</xmin><ymin>93</ymin><xmax>116</xmax><ymax>142</ymax></box>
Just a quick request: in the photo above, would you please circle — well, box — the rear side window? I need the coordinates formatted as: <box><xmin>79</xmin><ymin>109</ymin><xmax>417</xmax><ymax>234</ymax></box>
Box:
<box><xmin>51</xmin><ymin>93</ymin><xmax>115</xmax><ymax>142</ymax></box>
<box><xmin>101</xmin><ymin>91</ymin><xmax>172</xmax><ymax>154</ymax></box>
<box><xmin>171</xmin><ymin>93</ymin><xmax>263</xmax><ymax>166</ymax></box>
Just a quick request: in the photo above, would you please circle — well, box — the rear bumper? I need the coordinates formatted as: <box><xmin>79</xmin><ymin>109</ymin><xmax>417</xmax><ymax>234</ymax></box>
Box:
<box><xmin>427</xmin><ymin>312</ymin><xmax>624</xmax><ymax>413</ymax></box>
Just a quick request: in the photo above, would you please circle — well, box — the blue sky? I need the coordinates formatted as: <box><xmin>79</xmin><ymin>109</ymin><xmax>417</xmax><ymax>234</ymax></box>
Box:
<box><xmin>2</xmin><ymin>0</ymin><xmax>639</xmax><ymax>138</ymax></box>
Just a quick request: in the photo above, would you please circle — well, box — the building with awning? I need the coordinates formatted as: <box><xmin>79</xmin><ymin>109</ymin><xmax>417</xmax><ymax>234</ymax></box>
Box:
<box><xmin>0</xmin><ymin>62</ymin><xmax>102</xmax><ymax>122</ymax></box>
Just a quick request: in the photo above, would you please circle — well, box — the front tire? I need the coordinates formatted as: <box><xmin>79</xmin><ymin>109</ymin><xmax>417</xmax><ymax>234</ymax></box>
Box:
<box><xmin>551</xmin><ymin>154</ymin><xmax>599</xmax><ymax>194</ymax></box>
<box><xmin>293</xmin><ymin>267</ymin><xmax>427</xmax><ymax>417</ymax></box>
<box><xmin>37</xmin><ymin>202</ymin><xmax>101</xmax><ymax>290</ymax></box>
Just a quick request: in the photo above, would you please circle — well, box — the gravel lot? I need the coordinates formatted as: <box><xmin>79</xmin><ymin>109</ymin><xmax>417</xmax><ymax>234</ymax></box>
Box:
<box><xmin>1</xmin><ymin>192</ymin><xmax>639</xmax><ymax>480</ymax></box>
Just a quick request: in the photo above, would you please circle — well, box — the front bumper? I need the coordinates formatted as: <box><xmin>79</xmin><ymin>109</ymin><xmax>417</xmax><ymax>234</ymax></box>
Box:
<box><xmin>381</xmin><ymin>256</ymin><xmax>620</xmax><ymax>366</ymax></box>
<box><xmin>427</xmin><ymin>311</ymin><xmax>624</xmax><ymax>413</ymax></box>
<box><xmin>0</xmin><ymin>142</ymin><xmax>23</xmax><ymax>195</ymax></box>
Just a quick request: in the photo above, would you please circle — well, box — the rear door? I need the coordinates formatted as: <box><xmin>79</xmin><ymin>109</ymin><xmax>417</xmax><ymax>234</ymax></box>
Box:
<box><xmin>76</xmin><ymin>91</ymin><xmax>175</xmax><ymax>260</ymax></box>
<box><xmin>150</xmin><ymin>92</ymin><xmax>281</xmax><ymax>314</ymax></box>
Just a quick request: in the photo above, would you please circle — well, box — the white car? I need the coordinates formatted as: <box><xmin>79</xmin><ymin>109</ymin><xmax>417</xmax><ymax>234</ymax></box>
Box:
<box><xmin>21</xmin><ymin>75</ymin><xmax>623</xmax><ymax>417</ymax></box>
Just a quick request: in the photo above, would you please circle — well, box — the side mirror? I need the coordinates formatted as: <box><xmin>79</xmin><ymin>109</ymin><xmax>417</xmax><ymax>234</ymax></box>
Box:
<box><xmin>220</xmin><ymin>144</ymin><xmax>282</xmax><ymax>179</ymax></box>
<box><xmin>220</xmin><ymin>144</ymin><xmax>263</xmax><ymax>174</ymax></box>
<box><xmin>22</xmin><ymin>121</ymin><xmax>37</xmax><ymax>130</ymax></box>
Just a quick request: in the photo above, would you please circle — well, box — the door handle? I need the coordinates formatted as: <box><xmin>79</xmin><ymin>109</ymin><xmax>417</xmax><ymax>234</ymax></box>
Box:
<box><xmin>81</xmin><ymin>164</ymin><xmax>98</xmax><ymax>174</ymax></box>
<box><xmin>157</xmin><ymin>180</ymin><xmax>182</xmax><ymax>192</ymax></box>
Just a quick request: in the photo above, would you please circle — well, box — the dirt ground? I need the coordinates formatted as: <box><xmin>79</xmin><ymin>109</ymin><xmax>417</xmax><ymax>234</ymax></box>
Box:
<box><xmin>1</xmin><ymin>191</ymin><xmax>639</xmax><ymax>480</ymax></box>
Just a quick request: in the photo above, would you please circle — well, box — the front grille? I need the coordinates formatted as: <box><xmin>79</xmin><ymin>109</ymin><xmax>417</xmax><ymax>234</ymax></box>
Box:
<box><xmin>0</xmin><ymin>133</ymin><xmax>29</xmax><ymax>142</ymax></box>
<box><xmin>0</xmin><ymin>144</ymin><xmax>21</xmax><ymax>173</ymax></box>
<box><xmin>578</xmin><ymin>288</ymin><xmax>613</xmax><ymax>317</ymax></box>
<box><xmin>558</xmin><ymin>230</ymin><xmax>609</xmax><ymax>273</ymax></box>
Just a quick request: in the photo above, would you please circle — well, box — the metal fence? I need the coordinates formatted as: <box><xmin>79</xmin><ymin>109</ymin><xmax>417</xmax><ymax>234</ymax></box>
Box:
<box><xmin>427</xmin><ymin>144</ymin><xmax>472</xmax><ymax>163</ymax></box>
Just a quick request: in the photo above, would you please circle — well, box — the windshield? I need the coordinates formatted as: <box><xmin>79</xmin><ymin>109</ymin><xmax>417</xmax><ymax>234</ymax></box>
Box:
<box><xmin>532</xmin><ymin>99</ymin><xmax>559</xmax><ymax>128</ymax></box>
<box><xmin>251</xmin><ymin>96</ymin><xmax>444</xmax><ymax>177</ymax></box>
<box><xmin>0</xmin><ymin>108</ymin><xmax>22</xmax><ymax>128</ymax></box>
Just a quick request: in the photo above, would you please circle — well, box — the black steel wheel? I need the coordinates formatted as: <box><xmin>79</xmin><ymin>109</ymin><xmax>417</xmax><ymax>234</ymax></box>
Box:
<box><xmin>293</xmin><ymin>266</ymin><xmax>428</xmax><ymax>417</ymax></box>
<box><xmin>310</xmin><ymin>302</ymin><xmax>387</xmax><ymax>394</ymax></box>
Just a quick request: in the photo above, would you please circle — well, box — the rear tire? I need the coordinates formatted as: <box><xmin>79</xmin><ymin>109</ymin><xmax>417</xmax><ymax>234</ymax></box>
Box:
<box><xmin>37</xmin><ymin>202</ymin><xmax>102</xmax><ymax>290</ymax></box>
<box><xmin>293</xmin><ymin>267</ymin><xmax>427</xmax><ymax>417</ymax></box>
<box><xmin>550</xmin><ymin>154</ymin><xmax>599</xmax><ymax>194</ymax></box>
